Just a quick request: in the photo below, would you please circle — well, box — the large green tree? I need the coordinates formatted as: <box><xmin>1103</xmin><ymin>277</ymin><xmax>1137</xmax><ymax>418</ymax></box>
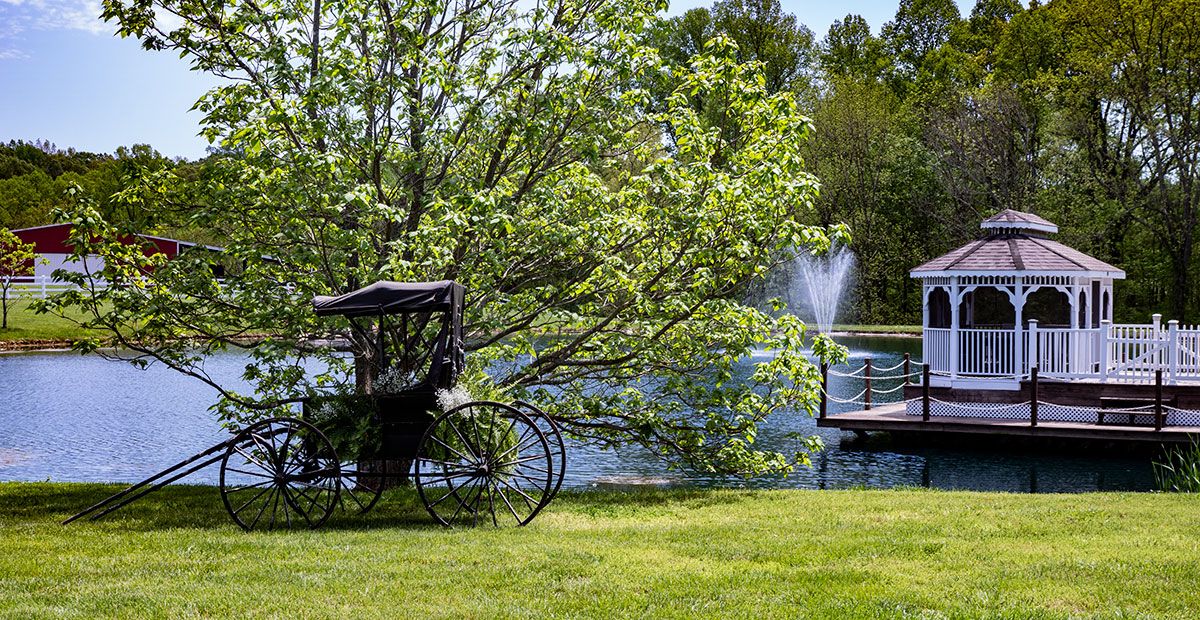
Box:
<box><xmin>48</xmin><ymin>0</ymin><xmax>839</xmax><ymax>475</ymax></box>
<box><xmin>1056</xmin><ymin>0</ymin><xmax>1200</xmax><ymax>319</ymax></box>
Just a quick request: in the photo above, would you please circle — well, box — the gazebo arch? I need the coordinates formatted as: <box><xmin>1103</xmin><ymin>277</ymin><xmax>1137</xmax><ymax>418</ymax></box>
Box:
<box><xmin>912</xmin><ymin>210</ymin><xmax>1124</xmax><ymax>385</ymax></box>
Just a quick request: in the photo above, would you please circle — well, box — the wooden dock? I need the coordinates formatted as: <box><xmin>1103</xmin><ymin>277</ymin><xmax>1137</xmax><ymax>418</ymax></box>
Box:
<box><xmin>818</xmin><ymin>402</ymin><xmax>1200</xmax><ymax>445</ymax></box>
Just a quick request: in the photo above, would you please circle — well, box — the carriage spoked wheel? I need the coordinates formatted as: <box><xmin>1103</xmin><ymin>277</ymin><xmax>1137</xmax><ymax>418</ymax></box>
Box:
<box><xmin>513</xmin><ymin>400</ymin><xmax>567</xmax><ymax>502</ymax></box>
<box><xmin>336</xmin><ymin>463</ymin><xmax>385</xmax><ymax>515</ymax></box>
<box><xmin>219</xmin><ymin>417</ymin><xmax>341</xmax><ymax>531</ymax></box>
<box><xmin>415</xmin><ymin>401</ymin><xmax>554</xmax><ymax>527</ymax></box>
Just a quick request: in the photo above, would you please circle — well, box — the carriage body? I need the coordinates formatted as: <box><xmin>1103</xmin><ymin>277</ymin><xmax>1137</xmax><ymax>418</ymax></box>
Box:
<box><xmin>257</xmin><ymin>280</ymin><xmax>568</xmax><ymax>529</ymax></box>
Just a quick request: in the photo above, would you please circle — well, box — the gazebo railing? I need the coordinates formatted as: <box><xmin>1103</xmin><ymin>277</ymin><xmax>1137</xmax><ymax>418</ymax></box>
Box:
<box><xmin>958</xmin><ymin>328</ymin><xmax>1016</xmax><ymax>376</ymax></box>
<box><xmin>923</xmin><ymin>327</ymin><xmax>951</xmax><ymax>375</ymax></box>
<box><xmin>1027</xmin><ymin>326</ymin><xmax>1101</xmax><ymax>379</ymax></box>
<box><xmin>925</xmin><ymin>315</ymin><xmax>1200</xmax><ymax>383</ymax></box>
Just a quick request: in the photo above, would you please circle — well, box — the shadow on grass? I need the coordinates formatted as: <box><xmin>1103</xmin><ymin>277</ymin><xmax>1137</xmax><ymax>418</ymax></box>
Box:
<box><xmin>1</xmin><ymin>482</ymin><xmax>748</xmax><ymax>532</ymax></box>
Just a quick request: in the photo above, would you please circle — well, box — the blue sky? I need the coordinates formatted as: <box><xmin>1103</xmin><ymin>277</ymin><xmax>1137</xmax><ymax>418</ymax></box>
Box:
<box><xmin>0</xmin><ymin>0</ymin><xmax>975</xmax><ymax>161</ymax></box>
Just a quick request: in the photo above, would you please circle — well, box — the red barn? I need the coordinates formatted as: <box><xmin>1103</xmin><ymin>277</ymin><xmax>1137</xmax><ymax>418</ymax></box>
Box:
<box><xmin>10</xmin><ymin>223</ymin><xmax>224</xmax><ymax>281</ymax></box>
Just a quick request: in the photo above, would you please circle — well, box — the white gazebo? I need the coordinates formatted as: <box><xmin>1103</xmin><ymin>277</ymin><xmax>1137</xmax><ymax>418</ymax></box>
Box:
<box><xmin>910</xmin><ymin>210</ymin><xmax>1200</xmax><ymax>389</ymax></box>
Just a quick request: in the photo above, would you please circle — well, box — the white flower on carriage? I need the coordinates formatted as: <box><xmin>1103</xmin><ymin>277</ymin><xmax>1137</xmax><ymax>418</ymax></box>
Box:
<box><xmin>374</xmin><ymin>365</ymin><xmax>419</xmax><ymax>395</ymax></box>
<box><xmin>436</xmin><ymin>386</ymin><xmax>474</xmax><ymax>412</ymax></box>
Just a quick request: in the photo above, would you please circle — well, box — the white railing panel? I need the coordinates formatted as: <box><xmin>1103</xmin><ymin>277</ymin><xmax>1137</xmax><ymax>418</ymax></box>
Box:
<box><xmin>1175</xmin><ymin>328</ymin><xmax>1200</xmax><ymax>378</ymax></box>
<box><xmin>924</xmin><ymin>328</ymin><xmax>951</xmax><ymax>374</ymax></box>
<box><xmin>1107</xmin><ymin>323</ymin><xmax>1166</xmax><ymax>382</ymax></box>
<box><xmin>1030</xmin><ymin>328</ymin><xmax>1102</xmax><ymax>379</ymax></box>
<box><xmin>957</xmin><ymin>328</ymin><xmax>1014</xmax><ymax>376</ymax></box>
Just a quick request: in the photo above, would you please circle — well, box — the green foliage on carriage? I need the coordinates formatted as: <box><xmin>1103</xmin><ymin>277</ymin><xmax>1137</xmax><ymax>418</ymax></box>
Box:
<box><xmin>302</xmin><ymin>395</ymin><xmax>383</xmax><ymax>462</ymax></box>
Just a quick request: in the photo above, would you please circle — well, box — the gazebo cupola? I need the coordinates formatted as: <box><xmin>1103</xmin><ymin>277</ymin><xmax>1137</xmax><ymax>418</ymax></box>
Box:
<box><xmin>911</xmin><ymin>210</ymin><xmax>1125</xmax><ymax>384</ymax></box>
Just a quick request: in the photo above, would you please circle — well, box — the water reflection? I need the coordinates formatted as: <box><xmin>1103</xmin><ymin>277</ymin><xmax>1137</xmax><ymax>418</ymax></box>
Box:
<box><xmin>0</xmin><ymin>337</ymin><xmax>1156</xmax><ymax>491</ymax></box>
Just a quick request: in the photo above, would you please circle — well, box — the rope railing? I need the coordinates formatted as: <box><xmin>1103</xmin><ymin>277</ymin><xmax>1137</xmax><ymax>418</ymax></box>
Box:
<box><xmin>820</xmin><ymin>353</ymin><xmax>918</xmax><ymax>415</ymax></box>
<box><xmin>824</xmin><ymin>388</ymin><xmax>869</xmax><ymax>405</ymax></box>
<box><xmin>929</xmin><ymin>398</ymin><xmax>1033</xmax><ymax>412</ymax></box>
<box><xmin>870</xmin><ymin>382</ymin><xmax>909</xmax><ymax>395</ymax></box>
<box><xmin>870</xmin><ymin>359</ymin><xmax>912</xmax><ymax>373</ymax></box>
<box><xmin>819</xmin><ymin>360</ymin><xmax>1197</xmax><ymax>430</ymax></box>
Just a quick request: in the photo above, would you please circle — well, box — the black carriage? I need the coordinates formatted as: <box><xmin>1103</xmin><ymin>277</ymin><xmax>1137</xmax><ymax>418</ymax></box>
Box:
<box><xmin>66</xmin><ymin>281</ymin><xmax>565</xmax><ymax>531</ymax></box>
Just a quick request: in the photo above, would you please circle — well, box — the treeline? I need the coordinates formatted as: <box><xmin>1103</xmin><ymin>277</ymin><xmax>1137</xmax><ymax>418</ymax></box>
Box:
<box><xmin>650</xmin><ymin>0</ymin><xmax>1200</xmax><ymax>324</ymax></box>
<box><xmin>7</xmin><ymin>0</ymin><xmax>1198</xmax><ymax>326</ymax></box>
<box><xmin>0</xmin><ymin>140</ymin><xmax>186</xmax><ymax>231</ymax></box>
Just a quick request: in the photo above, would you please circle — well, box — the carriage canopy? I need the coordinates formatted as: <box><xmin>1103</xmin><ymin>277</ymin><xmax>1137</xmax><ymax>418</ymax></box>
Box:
<box><xmin>312</xmin><ymin>280</ymin><xmax>466</xmax><ymax>391</ymax></box>
<box><xmin>312</xmin><ymin>280</ymin><xmax>465</xmax><ymax>317</ymax></box>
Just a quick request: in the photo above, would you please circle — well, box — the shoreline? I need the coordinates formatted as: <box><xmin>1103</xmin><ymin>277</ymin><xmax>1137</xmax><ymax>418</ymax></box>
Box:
<box><xmin>0</xmin><ymin>329</ymin><xmax>922</xmax><ymax>353</ymax></box>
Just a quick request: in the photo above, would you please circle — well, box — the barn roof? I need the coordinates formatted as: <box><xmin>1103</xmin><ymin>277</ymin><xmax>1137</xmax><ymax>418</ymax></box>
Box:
<box><xmin>911</xmin><ymin>210</ymin><xmax>1124</xmax><ymax>279</ymax></box>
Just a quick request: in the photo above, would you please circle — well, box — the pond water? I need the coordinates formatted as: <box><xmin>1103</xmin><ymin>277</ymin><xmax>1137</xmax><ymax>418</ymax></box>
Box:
<box><xmin>0</xmin><ymin>336</ymin><xmax>1156</xmax><ymax>492</ymax></box>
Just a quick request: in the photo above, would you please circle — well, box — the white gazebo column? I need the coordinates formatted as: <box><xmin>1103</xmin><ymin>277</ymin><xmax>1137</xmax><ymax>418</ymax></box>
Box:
<box><xmin>1069</xmin><ymin>283</ymin><xmax>1080</xmax><ymax>330</ymax></box>
<box><xmin>950</xmin><ymin>277</ymin><xmax>960</xmax><ymax>379</ymax></box>
<box><xmin>1012</xmin><ymin>279</ymin><xmax>1025</xmax><ymax>377</ymax></box>
<box><xmin>1082</xmin><ymin>282</ymin><xmax>1092</xmax><ymax>329</ymax></box>
<box><xmin>922</xmin><ymin>283</ymin><xmax>931</xmax><ymax>372</ymax></box>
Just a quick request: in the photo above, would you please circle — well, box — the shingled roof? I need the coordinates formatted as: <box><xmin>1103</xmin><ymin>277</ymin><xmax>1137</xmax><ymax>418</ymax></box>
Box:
<box><xmin>980</xmin><ymin>209</ymin><xmax>1057</xmax><ymax>233</ymax></box>
<box><xmin>911</xmin><ymin>210</ymin><xmax>1124</xmax><ymax>278</ymax></box>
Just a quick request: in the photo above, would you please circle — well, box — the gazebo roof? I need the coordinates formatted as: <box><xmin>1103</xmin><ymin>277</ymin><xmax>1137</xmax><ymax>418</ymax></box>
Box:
<box><xmin>980</xmin><ymin>209</ymin><xmax>1058</xmax><ymax>234</ymax></box>
<box><xmin>911</xmin><ymin>210</ymin><xmax>1124</xmax><ymax>279</ymax></box>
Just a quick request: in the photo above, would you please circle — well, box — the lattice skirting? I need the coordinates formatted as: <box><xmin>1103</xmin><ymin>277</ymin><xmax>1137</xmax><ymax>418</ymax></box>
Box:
<box><xmin>903</xmin><ymin>400</ymin><xmax>1200</xmax><ymax>426</ymax></box>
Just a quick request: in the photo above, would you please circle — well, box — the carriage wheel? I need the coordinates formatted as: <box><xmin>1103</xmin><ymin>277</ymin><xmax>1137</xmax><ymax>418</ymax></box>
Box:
<box><xmin>513</xmin><ymin>400</ymin><xmax>567</xmax><ymax>502</ymax></box>
<box><xmin>337</xmin><ymin>463</ymin><xmax>384</xmax><ymax>514</ymax></box>
<box><xmin>219</xmin><ymin>417</ymin><xmax>341</xmax><ymax>531</ymax></box>
<box><xmin>415</xmin><ymin>401</ymin><xmax>553</xmax><ymax>527</ymax></box>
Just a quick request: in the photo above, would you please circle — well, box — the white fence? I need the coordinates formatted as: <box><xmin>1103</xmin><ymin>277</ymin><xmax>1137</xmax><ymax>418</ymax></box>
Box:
<box><xmin>927</xmin><ymin>315</ymin><xmax>1200</xmax><ymax>383</ymax></box>
<box><xmin>1</xmin><ymin>276</ymin><xmax>104</xmax><ymax>300</ymax></box>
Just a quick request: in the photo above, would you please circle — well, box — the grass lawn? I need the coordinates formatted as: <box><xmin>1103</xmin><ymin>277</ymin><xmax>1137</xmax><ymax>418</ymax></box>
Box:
<box><xmin>833</xmin><ymin>324</ymin><xmax>923</xmax><ymax>335</ymax></box>
<box><xmin>0</xmin><ymin>298</ymin><xmax>95</xmax><ymax>345</ymax></box>
<box><xmin>2</xmin><ymin>483</ymin><xmax>1198</xmax><ymax>619</ymax></box>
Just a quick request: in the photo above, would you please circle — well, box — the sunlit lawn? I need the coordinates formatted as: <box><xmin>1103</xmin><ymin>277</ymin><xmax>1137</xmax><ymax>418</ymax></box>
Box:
<box><xmin>2</xmin><ymin>483</ymin><xmax>1198</xmax><ymax>619</ymax></box>
<box><xmin>0</xmin><ymin>298</ymin><xmax>95</xmax><ymax>344</ymax></box>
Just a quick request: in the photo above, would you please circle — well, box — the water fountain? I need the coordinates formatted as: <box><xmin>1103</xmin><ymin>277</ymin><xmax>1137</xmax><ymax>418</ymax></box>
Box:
<box><xmin>793</xmin><ymin>244</ymin><xmax>854</xmax><ymax>334</ymax></box>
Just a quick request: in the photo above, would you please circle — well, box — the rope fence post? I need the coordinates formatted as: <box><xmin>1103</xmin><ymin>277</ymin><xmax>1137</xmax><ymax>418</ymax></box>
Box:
<box><xmin>1030</xmin><ymin>366</ymin><xmax>1038</xmax><ymax>427</ymax></box>
<box><xmin>922</xmin><ymin>364</ymin><xmax>930</xmax><ymax>422</ymax></box>
<box><xmin>1155</xmin><ymin>369</ymin><xmax>1163</xmax><ymax>431</ymax></box>
<box><xmin>903</xmin><ymin>353</ymin><xmax>911</xmax><ymax>385</ymax></box>
<box><xmin>864</xmin><ymin>358</ymin><xmax>872</xmax><ymax>410</ymax></box>
<box><xmin>820</xmin><ymin>362</ymin><xmax>828</xmax><ymax>419</ymax></box>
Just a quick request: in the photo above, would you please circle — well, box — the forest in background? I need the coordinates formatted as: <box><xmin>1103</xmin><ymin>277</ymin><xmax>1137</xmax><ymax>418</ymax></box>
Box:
<box><xmin>4</xmin><ymin>0</ymin><xmax>1198</xmax><ymax>326</ymax></box>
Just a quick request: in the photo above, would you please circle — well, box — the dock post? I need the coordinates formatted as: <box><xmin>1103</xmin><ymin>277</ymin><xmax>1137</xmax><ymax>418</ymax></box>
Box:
<box><xmin>922</xmin><ymin>364</ymin><xmax>930</xmax><ymax>422</ymax></box>
<box><xmin>1030</xmin><ymin>366</ymin><xmax>1039</xmax><ymax>427</ymax></box>
<box><xmin>864</xmin><ymin>358</ymin><xmax>872</xmax><ymax>410</ymax></box>
<box><xmin>820</xmin><ymin>362</ymin><xmax>828</xmax><ymax>419</ymax></box>
<box><xmin>904</xmin><ymin>353</ymin><xmax>911</xmax><ymax>385</ymax></box>
<box><xmin>1155</xmin><ymin>369</ymin><xmax>1163</xmax><ymax>431</ymax></box>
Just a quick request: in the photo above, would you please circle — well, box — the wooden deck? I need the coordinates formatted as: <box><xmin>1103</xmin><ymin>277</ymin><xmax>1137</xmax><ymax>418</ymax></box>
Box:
<box><xmin>818</xmin><ymin>402</ymin><xmax>1200</xmax><ymax>445</ymax></box>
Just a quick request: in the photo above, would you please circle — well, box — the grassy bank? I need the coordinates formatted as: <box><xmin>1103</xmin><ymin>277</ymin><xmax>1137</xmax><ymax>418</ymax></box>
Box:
<box><xmin>0</xmin><ymin>298</ymin><xmax>94</xmax><ymax>346</ymax></box>
<box><xmin>2</xmin><ymin>483</ymin><xmax>1198</xmax><ymax>618</ymax></box>
<box><xmin>833</xmin><ymin>324</ymin><xmax>923</xmax><ymax>335</ymax></box>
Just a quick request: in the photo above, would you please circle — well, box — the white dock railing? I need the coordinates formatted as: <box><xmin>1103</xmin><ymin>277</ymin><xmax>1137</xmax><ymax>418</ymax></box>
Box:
<box><xmin>927</xmin><ymin>314</ymin><xmax>1200</xmax><ymax>383</ymax></box>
